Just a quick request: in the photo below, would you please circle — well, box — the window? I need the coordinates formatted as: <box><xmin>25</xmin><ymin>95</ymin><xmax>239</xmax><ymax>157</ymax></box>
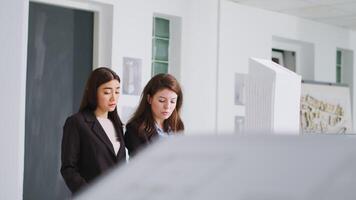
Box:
<box><xmin>152</xmin><ymin>17</ymin><xmax>170</xmax><ymax>76</ymax></box>
<box><xmin>271</xmin><ymin>48</ymin><xmax>296</xmax><ymax>72</ymax></box>
<box><xmin>336</xmin><ymin>50</ymin><xmax>342</xmax><ymax>83</ymax></box>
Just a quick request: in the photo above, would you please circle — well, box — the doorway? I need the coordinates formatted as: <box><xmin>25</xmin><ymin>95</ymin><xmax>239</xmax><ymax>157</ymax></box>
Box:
<box><xmin>24</xmin><ymin>2</ymin><xmax>93</xmax><ymax>199</ymax></box>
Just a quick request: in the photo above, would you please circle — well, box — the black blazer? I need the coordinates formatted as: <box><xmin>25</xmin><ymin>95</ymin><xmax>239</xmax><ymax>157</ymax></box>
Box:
<box><xmin>124</xmin><ymin>122</ymin><xmax>158</xmax><ymax>157</ymax></box>
<box><xmin>61</xmin><ymin>110</ymin><xmax>126</xmax><ymax>193</ymax></box>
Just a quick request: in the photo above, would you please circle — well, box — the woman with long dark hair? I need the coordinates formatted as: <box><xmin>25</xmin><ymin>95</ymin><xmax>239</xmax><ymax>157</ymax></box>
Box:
<box><xmin>61</xmin><ymin>67</ymin><xmax>126</xmax><ymax>193</ymax></box>
<box><xmin>124</xmin><ymin>73</ymin><xmax>184</xmax><ymax>157</ymax></box>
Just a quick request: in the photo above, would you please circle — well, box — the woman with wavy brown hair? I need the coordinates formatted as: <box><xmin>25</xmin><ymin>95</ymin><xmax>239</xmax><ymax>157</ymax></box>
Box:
<box><xmin>124</xmin><ymin>73</ymin><xmax>184</xmax><ymax>157</ymax></box>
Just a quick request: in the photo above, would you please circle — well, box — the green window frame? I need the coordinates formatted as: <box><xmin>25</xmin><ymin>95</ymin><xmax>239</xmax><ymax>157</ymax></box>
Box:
<box><xmin>336</xmin><ymin>50</ymin><xmax>342</xmax><ymax>83</ymax></box>
<box><xmin>152</xmin><ymin>17</ymin><xmax>170</xmax><ymax>76</ymax></box>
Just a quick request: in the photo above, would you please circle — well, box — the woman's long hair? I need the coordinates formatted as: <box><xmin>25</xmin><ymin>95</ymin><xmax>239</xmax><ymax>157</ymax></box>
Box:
<box><xmin>80</xmin><ymin>67</ymin><xmax>123</xmax><ymax>134</ymax></box>
<box><xmin>128</xmin><ymin>73</ymin><xmax>184</xmax><ymax>139</ymax></box>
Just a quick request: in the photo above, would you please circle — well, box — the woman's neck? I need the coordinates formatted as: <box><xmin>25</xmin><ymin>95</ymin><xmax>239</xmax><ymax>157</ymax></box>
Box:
<box><xmin>94</xmin><ymin>108</ymin><xmax>108</xmax><ymax>119</ymax></box>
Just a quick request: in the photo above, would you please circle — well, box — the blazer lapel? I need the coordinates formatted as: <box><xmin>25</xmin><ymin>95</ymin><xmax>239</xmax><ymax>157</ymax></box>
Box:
<box><xmin>83</xmin><ymin>110</ymin><xmax>116</xmax><ymax>157</ymax></box>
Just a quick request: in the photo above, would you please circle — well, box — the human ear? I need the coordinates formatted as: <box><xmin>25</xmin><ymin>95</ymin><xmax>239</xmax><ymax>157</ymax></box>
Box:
<box><xmin>147</xmin><ymin>94</ymin><xmax>152</xmax><ymax>104</ymax></box>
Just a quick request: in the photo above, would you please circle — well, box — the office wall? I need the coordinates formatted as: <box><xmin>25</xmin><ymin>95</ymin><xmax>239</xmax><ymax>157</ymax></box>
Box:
<box><xmin>217</xmin><ymin>0</ymin><xmax>356</xmax><ymax>132</ymax></box>
<box><xmin>352</xmin><ymin>34</ymin><xmax>356</xmax><ymax>128</ymax></box>
<box><xmin>0</xmin><ymin>1</ymin><xmax>27</xmax><ymax>199</ymax></box>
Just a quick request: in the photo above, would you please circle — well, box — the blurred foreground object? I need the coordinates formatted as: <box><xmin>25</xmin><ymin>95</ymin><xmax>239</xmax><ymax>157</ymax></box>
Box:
<box><xmin>76</xmin><ymin>134</ymin><xmax>356</xmax><ymax>200</ymax></box>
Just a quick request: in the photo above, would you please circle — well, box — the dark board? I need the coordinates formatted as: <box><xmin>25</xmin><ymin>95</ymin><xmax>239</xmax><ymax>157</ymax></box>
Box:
<box><xmin>24</xmin><ymin>2</ymin><xmax>93</xmax><ymax>199</ymax></box>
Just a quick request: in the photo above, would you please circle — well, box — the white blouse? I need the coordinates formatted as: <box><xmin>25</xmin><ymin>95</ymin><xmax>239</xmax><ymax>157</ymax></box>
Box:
<box><xmin>97</xmin><ymin>117</ymin><xmax>120</xmax><ymax>154</ymax></box>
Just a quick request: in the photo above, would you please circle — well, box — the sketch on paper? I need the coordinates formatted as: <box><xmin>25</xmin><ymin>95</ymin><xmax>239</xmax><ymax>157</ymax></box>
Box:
<box><xmin>123</xmin><ymin>57</ymin><xmax>142</xmax><ymax>95</ymax></box>
<box><xmin>300</xmin><ymin>82</ymin><xmax>353</xmax><ymax>134</ymax></box>
<box><xmin>234</xmin><ymin>116</ymin><xmax>245</xmax><ymax>134</ymax></box>
<box><xmin>235</xmin><ymin>73</ymin><xmax>246</xmax><ymax>105</ymax></box>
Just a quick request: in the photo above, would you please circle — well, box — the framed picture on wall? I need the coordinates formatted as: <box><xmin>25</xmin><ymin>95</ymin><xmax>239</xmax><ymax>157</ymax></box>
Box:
<box><xmin>300</xmin><ymin>81</ymin><xmax>353</xmax><ymax>134</ymax></box>
<box><xmin>235</xmin><ymin>73</ymin><xmax>246</xmax><ymax>105</ymax></box>
<box><xmin>123</xmin><ymin>57</ymin><xmax>142</xmax><ymax>95</ymax></box>
<box><xmin>234</xmin><ymin>116</ymin><xmax>245</xmax><ymax>134</ymax></box>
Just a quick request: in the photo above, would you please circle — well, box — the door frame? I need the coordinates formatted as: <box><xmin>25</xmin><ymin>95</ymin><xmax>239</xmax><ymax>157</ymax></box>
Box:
<box><xmin>29</xmin><ymin>0</ymin><xmax>118</xmax><ymax>68</ymax></box>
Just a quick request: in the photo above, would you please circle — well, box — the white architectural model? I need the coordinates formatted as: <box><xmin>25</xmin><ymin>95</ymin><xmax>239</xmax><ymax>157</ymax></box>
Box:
<box><xmin>245</xmin><ymin>58</ymin><xmax>301</xmax><ymax>134</ymax></box>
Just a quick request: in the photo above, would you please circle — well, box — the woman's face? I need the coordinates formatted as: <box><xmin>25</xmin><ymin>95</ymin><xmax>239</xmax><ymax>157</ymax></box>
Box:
<box><xmin>96</xmin><ymin>79</ymin><xmax>120</xmax><ymax>113</ymax></box>
<box><xmin>148</xmin><ymin>88</ymin><xmax>178</xmax><ymax>124</ymax></box>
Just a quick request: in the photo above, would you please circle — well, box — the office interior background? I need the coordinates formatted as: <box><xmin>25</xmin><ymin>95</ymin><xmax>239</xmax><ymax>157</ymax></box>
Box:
<box><xmin>1</xmin><ymin>0</ymin><xmax>356</xmax><ymax>199</ymax></box>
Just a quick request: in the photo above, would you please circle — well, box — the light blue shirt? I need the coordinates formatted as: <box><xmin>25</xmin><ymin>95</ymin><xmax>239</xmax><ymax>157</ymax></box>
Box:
<box><xmin>155</xmin><ymin>123</ymin><xmax>172</xmax><ymax>138</ymax></box>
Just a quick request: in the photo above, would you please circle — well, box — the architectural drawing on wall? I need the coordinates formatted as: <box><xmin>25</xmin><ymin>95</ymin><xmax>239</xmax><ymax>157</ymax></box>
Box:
<box><xmin>234</xmin><ymin>73</ymin><xmax>246</xmax><ymax>105</ymax></box>
<box><xmin>300</xmin><ymin>82</ymin><xmax>353</xmax><ymax>134</ymax></box>
<box><xmin>123</xmin><ymin>57</ymin><xmax>142</xmax><ymax>95</ymax></box>
<box><xmin>234</xmin><ymin>116</ymin><xmax>245</xmax><ymax>134</ymax></box>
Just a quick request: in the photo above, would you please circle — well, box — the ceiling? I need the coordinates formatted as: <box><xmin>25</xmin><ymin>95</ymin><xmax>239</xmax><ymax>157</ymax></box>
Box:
<box><xmin>231</xmin><ymin>0</ymin><xmax>356</xmax><ymax>30</ymax></box>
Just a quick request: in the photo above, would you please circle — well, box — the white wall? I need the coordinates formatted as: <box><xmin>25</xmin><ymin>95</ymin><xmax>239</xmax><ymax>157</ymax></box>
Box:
<box><xmin>341</xmin><ymin>49</ymin><xmax>354</xmax><ymax>122</ymax></box>
<box><xmin>352</xmin><ymin>34</ymin><xmax>356</xmax><ymax>128</ymax></box>
<box><xmin>218</xmin><ymin>0</ymin><xmax>356</xmax><ymax>132</ymax></box>
<box><xmin>180</xmin><ymin>0</ymin><xmax>219</xmax><ymax>133</ymax></box>
<box><xmin>0</xmin><ymin>1</ymin><xmax>28</xmax><ymax>199</ymax></box>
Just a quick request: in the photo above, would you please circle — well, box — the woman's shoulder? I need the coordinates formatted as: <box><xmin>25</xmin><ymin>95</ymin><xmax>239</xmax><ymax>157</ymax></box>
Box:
<box><xmin>125</xmin><ymin>121</ymin><xmax>139</xmax><ymax>132</ymax></box>
<box><xmin>64</xmin><ymin>110</ymin><xmax>92</xmax><ymax>124</ymax></box>
<box><xmin>66</xmin><ymin>111</ymin><xmax>81</xmax><ymax>120</ymax></box>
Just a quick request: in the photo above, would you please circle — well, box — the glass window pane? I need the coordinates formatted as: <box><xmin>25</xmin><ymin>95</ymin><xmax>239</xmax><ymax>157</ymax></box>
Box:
<box><xmin>153</xmin><ymin>38</ymin><xmax>169</xmax><ymax>61</ymax></box>
<box><xmin>336</xmin><ymin>50</ymin><xmax>342</xmax><ymax>65</ymax></box>
<box><xmin>152</xmin><ymin>62</ymin><xmax>168</xmax><ymax>75</ymax></box>
<box><xmin>336</xmin><ymin>66</ymin><xmax>341</xmax><ymax>83</ymax></box>
<box><xmin>154</xmin><ymin>17</ymin><xmax>169</xmax><ymax>38</ymax></box>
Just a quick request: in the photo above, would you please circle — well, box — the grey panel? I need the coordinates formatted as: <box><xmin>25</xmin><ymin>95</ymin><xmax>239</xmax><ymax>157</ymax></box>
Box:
<box><xmin>24</xmin><ymin>2</ymin><xmax>93</xmax><ymax>200</ymax></box>
<box><xmin>76</xmin><ymin>134</ymin><xmax>356</xmax><ymax>200</ymax></box>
